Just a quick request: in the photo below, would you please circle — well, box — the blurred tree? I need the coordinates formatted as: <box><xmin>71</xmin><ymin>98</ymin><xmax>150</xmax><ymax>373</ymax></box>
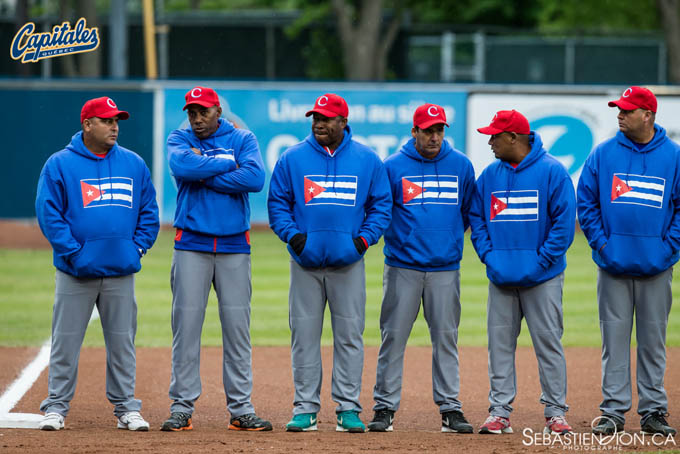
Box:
<box><xmin>56</xmin><ymin>0</ymin><xmax>101</xmax><ymax>77</ymax></box>
<box><xmin>657</xmin><ymin>0</ymin><xmax>680</xmax><ymax>83</ymax></box>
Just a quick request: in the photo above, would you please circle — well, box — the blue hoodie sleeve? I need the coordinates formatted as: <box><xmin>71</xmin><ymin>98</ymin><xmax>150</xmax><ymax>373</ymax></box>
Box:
<box><xmin>133</xmin><ymin>163</ymin><xmax>160</xmax><ymax>255</ymax></box>
<box><xmin>577</xmin><ymin>152</ymin><xmax>608</xmax><ymax>252</ymax></box>
<box><xmin>663</xmin><ymin>155</ymin><xmax>680</xmax><ymax>253</ymax></box>
<box><xmin>537</xmin><ymin>168</ymin><xmax>576</xmax><ymax>269</ymax></box>
<box><xmin>167</xmin><ymin>131</ymin><xmax>234</xmax><ymax>181</ymax></box>
<box><xmin>35</xmin><ymin>160</ymin><xmax>82</xmax><ymax>260</ymax></box>
<box><xmin>267</xmin><ymin>154</ymin><xmax>300</xmax><ymax>243</ymax></box>
<box><xmin>358</xmin><ymin>157</ymin><xmax>392</xmax><ymax>245</ymax></box>
<box><xmin>469</xmin><ymin>175</ymin><xmax>493</xmax><ymax>262</ymax></box>
<box><xmin>203</xmin><ymin>132</ymin><xmax>265</xmax><ymax>194</ymax></box>
<box><xmin>459</xmin><ymin>160</ymin><xmax>476</xmax><ymax>232</ymax></box>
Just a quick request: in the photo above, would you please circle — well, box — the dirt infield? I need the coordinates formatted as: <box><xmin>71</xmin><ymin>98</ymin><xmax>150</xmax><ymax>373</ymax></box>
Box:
<box><xmin>1</xmin><ymin>345</ymin><xmax>679</xmax><ymax>453</ymax></box>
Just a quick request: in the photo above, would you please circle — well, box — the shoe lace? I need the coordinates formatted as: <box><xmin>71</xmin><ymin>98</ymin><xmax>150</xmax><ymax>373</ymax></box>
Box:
<box><xmin>374</xmin><ymin>410</ymin><xmax>392</xmax><ymax>422</ymax></box>
<box><xmin>654</xmin><ymin>413</ymin><xmax>670</xmax><ymax>426</ymax></box>
<box><xmin>173</xmin><ymin>412</ymin><xmax>190</xmax><ymax>423</ymax></box>
<box><xmin>125</xmin><ymin>411</ymin><xmax>144</xmax><ymax>422</ymax></box>
<box><xmin>548</xmin><ymin>415</ymin><xmax>568</xmax><ymax>426</ymax></box>
<box><xmin>484</xmin><ymin>415</ymin><xmax>508</xmax><ymax>426</ymax></box>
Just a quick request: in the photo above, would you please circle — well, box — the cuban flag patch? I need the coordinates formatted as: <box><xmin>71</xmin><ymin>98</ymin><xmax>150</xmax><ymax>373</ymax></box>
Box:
<box><xmin>203</xmin><ymin>147</ymin><xmax>235</xmax><ymax>162</ymax></box>
<box><xmin>304</xmin><ymin>175</ymin><xmax>357</xmax><ymax>206</ymax></box>
<box><xmin>81</xmin><ymin>177</ymin><xmax>133</xmax><ymax>209</ymax></box>
<box><xmin>402</xmin><ymin>175</ymin><xmax>458</xmax><ymax>205</ymax></box>
<box><xmin>490</xmin><ymin>190</ymin><xmax>539</xmax><ymax>222</ymax></box>
<box><xmin>611</xmin><ymin>173</ymin><xmax>664</xmax><ymax>209</ymax></box>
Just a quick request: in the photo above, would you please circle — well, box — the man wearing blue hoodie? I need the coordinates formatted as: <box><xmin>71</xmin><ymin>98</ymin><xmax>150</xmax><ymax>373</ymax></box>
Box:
<box><xmin>367</xmin><ymin>103</ymin><xmax>475</xmax><ymax>434</ymax></box>
<box><xmin>470</xmin><ymin>110</ymin><xmax>575</xmax><ymax>436</ymax></box>
<box><xmin>35</xmin><ymin>97</ymin><xmax>159</xmax><ymax>431</ymax></box>
<box><xmin>578</xmin><ymin>86</ymin><xmax>679</xmax><ymax>437</ymax></box>
<box><xmin>268</xmin><ymin>93</ymin><xmax>392</xmax><ymax>433</ymax></box>
<box><xmin>161</xmin><ymin>87</ymin><xmax>271</xmax><ymax>432</ymax></box>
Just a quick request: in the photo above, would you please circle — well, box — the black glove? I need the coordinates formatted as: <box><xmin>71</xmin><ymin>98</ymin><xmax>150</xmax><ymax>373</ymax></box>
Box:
<box><xmin>353</xmin><ymin>237</ymin><xmax>368</xmax><ymax>255</ymax></box>
<box><xmin>289</xmin><ymin>233</ymin><xmax>307</xmax><ymax>256</ymax></box>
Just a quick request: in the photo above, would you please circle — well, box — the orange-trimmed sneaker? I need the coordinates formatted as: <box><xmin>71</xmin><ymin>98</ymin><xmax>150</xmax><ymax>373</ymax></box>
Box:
<box><xmin>544</xmin><ymin>415</ymin><xmax>573</xmax><ymax>435</ymax></box>
<box><xmin>229</xmin><ymin>413</ymin><xmax>273</xmax><ymax>431</ymax></box>
<box><xmin>479</xmin><ymin>415</ymin><xmax>513</xmax><ymax>434</ymax></box>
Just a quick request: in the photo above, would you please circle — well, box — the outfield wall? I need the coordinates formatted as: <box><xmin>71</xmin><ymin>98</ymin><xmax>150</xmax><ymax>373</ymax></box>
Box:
<box><xmin>3</xmin><ymin>80</ymin><xmax>680</xmax><ymax>224</ymax></box>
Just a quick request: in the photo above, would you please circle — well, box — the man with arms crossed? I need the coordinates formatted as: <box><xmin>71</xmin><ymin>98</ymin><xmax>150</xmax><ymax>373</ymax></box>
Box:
<box><xmin>161</xmin><ymin>86</ymin><xmax>271</xmax><ymax>432</ymax></box>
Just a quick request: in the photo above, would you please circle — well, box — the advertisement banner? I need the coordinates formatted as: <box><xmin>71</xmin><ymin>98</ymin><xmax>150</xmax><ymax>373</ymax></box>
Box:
<box><xmin>466</xmin><ymin>93</ymin><xmax>680</xmax><ymax>186</ymax></box>
<box><xmin>162</xmin><ymin>88</ymin><xmax>467</xmax><ymax>223</ymax></box>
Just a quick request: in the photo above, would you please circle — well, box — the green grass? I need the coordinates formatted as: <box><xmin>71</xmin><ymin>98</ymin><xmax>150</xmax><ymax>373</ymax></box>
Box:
<box><xmin>2</xmin><ymin>230</ymin><xmax>680</xmax><ymax>348</ymax></box>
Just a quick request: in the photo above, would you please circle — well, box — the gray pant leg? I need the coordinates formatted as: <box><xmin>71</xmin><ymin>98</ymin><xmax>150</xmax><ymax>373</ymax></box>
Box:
<box><xmin>634</xmin><ymin>268</ymin><xmax>673</xmax><ymax>421</ymax></box>
<box><xmin>289</xmin><ymin>260</ymin><xmax>326</xmax><ymax>415</ymax></box>
<box><xmin>487</xmin><ymin>282</ymin><xmax>522</xmax><ymax>418</ymax></box>
<box><xmin>40</xmin><ymin>270</ymin><xmax>98</xmax><ymax>416</ymax></box>
<box><xmin>326</xmin><ymin>258</ymin><xmax>366</xmax><ymax>414</ymax></box>
<box><xmin>169</xmin><ymin>250</ymin><xmax>214</xmax><ymax>414</ymax></box>
<box><xmin>96</xmin><ymin>274</ymin><xmax>142</xmax><ymax>417</ymax></box>
<box><xmin>373</xmin><ymin>265</ymin><xmax>424</xmax><ymax>412</ymax></box>
<box><xmin>598</xmin><ymin>269</ymin><xmax>634</xmax><ymax>422</ymax></box>
<box><xmin>423</xmin><ymin>269</ymin><xmax>463</xmax><ymax>413</ymax></box>
<box><xmin>520</xmin><ymin>273</ymin><xmax>569</xmax><ymax>417</ymax></box>
<box><xmin>213</xmin><ymin>253</ymin><xmax>255</xmax><ymax>418</ymax></box>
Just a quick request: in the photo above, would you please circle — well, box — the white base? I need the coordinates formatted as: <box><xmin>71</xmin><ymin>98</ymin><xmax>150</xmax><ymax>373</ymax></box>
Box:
<box><xmin>0</xmin><ymin>413</ymin><xmax>44</xmax><ymax>429</ymax></box>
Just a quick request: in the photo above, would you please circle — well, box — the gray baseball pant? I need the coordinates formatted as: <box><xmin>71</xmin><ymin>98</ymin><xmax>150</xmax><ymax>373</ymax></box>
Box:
<box><xmin>168</xmin><ymin>250</ymin><xmax>255</xmax><ymax>418</ymax></box>
<box><xmin>373</xmin><ymin>265</ymin><xmax>463</xmax><ymax>413</ymax></box>
<box><xmin>597</xmin><ymin>267</ymin><xmax>673</xmax><ymax>424</ymax></box>
<box><xmin>40</xmin><ymin>270</ymin><xmax>141</xmax><ymax>418</ymax></box>
<box><xmin>289</xmin><ymin>258</ymin><xmax>366</xmax><ymax>415</ymax></box>
<box><xmin>487</xmin><ymin>273</ymin><xmax>569</xmax><ymax>419</ymax></box>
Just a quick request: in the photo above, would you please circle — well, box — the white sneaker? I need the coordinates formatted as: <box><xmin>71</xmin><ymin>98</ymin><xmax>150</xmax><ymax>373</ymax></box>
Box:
<box><xmin>117</xmin><ymin>411</ymin><xmax>150</xmax><ymax>431</ymax></box>
<box><xmin>39</xmin><ymin>412</ymin><xmax>65</xmax><ymax>431</ymax></box>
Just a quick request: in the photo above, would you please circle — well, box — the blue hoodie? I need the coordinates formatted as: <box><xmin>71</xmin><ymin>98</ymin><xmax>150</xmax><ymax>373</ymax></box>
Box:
<box><xmin>469</xmin><ymin>132</ymin><xmax>576</xmax><ymax>287</ymax></box>
<box><xmin>383</xmin><ymin>138</ymin><xmax>476</xmax><ymax>272</ymax></box>
<box><xmin>577</xmin><ymin>125</ymin><xmax>680</xmax><ymax>276</ymax></box>
<box><xmin>268</xmin><ymin>125</ymin><xmax>392</xmax><ymax>268</ymax></box>
<box><xmin>167</xmin><ymin>118</ymin><xmax>265</xmax><ymax>253</ymax></box>
<box><xmin>35</xmin><ymin>131</ymin><xmax>159</xmax><ymax>278</ymax></box>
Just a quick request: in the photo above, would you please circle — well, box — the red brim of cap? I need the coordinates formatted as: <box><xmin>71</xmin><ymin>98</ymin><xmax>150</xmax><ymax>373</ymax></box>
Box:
<box><xmin>183</xmin><ymin>100</ymin><xmax>216</xmax><ymax>111</ymax></box>
<box><xmin>99</xmin><ymin>110</ymin><xmax>130</xmax><ymax>120</ymax></box>
<box><xmin>305</xmin><ymin>107</ymin><xmax>344</xmax><ymax>118</ymax></box>
<box><xmin>415</xmin><ymin>120</ymin><xmax>449</xmax><ymax>129</ymax></box>
<box><xmin>608</xmin><ymin>99</ymin><xmax>639</xmax><ymax>111</ymax></box>
<box><xmin>477</xmin><ymin>126</ymin><xmax>503</xmax><ymax>135</ymax></box>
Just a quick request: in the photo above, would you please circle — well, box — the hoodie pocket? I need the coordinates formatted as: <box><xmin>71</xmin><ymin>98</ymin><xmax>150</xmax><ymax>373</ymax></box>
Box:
<box><xmin>485</xmin><ymin>249</ymin><xmax>544</xmax><ymax>286</ymax></box>
<box><xmin>297</xmin><ymin>231</ymin><xmax>359</xmax><ymax>268</ymax></box>
<box><xmin>402</xmin><ymin>228</ymin><xmax>460</xmax><ymax>267</ymax></box>
<box><xmin>71</xmin><ymin>238</ymin><xmax>142</xmax><ymax>277</ymax></box>
<box><xmin>600</xmin><ymin>234</ymin><xmax>672</xmax><ymax>276</ymax></box>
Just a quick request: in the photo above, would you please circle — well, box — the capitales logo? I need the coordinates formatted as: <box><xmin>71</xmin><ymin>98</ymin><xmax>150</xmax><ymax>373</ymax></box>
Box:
<box><xmin>10</xmin><ymin>18</ymin><xmax>99</xmax><ymax>63</ymax></box>
<box><xmin>522</xmin><ymin>416</ymin><xmax>677</xmax><ymax>450</ymax></box>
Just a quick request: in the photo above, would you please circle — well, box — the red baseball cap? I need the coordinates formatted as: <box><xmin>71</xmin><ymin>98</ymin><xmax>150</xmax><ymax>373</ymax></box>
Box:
<box><xmin>183</xmin><ymin>86</ymin><xmax>220</xmax><ymax>111</ymax></box>
<box><xmin>477</xmin><ymin>110</ymin><xmax>530</xmax><ymax>135</ymax></box>
<box><xmin>305</xmin><ymin>93</ymin><xmax>349</xmax><ymax>118</ymax></box>
<box><xmin>413</xmin><ymin>103</ymin><xmax>449</xmax><ymax>129</ymax></box>
<box><xmin>608</xmin><ymin>86</ymin><xmax>657</xmax><ymax>113</ymax></box>
<box><xmin>80</xmin><ymin>97</ymin><xmax>129</xmax><ymax>123</ymax></box>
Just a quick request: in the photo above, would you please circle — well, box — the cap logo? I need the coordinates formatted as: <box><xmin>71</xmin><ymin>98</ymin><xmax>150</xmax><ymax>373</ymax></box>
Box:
<box><xmin>317</xmin><ymin>96</ymin><xmax>328</xmax><ymax>107</ymax></box>
<box><xmin>106</xmin><ymin>98</ymin><xmax>116</xmax><ymax>109</ymax></box>
<box><xmin>191</xmin><ymin>87</ymin><xmax>202</xmax><ymax>98</ymax></box>
<box><xmin>493</xmin><ymin>113</ymin><xmax>498</xmax><ymax>121</ymax></box>
<box><xmin>623</xmin><ymin>88</ymin><xmax>632</xmax><ymax>98</ymax></box>
<box><xmin>427</xmin><ymin>106</ymin><xmax>439</xmax><ymax>117</ymax></box>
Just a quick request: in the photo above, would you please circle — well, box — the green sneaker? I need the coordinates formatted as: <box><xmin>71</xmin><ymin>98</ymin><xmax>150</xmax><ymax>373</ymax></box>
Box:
<box><xmin>336</xmin><ymin>410</ymin><xmax>366</xmax><ymax>433</ymax></box>
<box><xmin>286</xmin><ymin>413</ymin><xmax>318</xmax><ymax>432</ymax></box>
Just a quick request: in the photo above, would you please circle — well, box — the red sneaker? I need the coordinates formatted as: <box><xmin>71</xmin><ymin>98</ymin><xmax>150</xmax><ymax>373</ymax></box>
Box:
<box><xmin>544</xmin><ymin>415</ymin><xmax>573</xmax><ymax>435</ymax></box>
<box><xmin>479</xmin><ymin>415</ymin><xmax>513</xmax><ymax>434</ymax></box>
